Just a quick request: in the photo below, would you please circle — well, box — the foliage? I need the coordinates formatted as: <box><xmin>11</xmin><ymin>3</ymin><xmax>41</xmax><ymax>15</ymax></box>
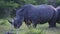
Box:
<box><xmin>0</xmin><ymin>0</ymin><xmax>19</xmax><ymax>18</ymax></box>
<box><xmin>0</xmin><ymin>0</ymin><xmax>60</xmax><ymax>19</ymax></box>
<box><xmin>56</xmin><ymin>0</ymin><xmax>60</xmax><ymax>6</ymax></box>
<box><xmin>0</xmin><ymin>19</ymin><xmax>8</xmax><ymax>25</ymax></box>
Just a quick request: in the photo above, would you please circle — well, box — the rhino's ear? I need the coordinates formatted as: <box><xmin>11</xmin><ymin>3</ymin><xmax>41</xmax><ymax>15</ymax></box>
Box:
<box><xmin>8</xmin><ymin>19</ymin><xmax>13</xmax><ymax>24</ymax></box>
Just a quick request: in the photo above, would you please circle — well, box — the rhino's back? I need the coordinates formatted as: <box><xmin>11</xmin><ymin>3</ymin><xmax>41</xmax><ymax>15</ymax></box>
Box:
<box><xmin>24</xmin><ymin>4</ymin><xmax>56</xmax><ymax>22</ymax></box>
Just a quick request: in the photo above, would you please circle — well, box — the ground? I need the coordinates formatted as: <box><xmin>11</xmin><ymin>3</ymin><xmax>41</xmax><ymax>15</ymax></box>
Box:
<box><xmin>0</xmin><ymin>19</ymin><xmax>60</xmax><ymax>34</ymax></box>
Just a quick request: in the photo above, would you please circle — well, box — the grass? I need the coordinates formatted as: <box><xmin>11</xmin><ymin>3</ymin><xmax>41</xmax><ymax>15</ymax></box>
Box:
<box><xmin>0</xmin><ymin>19</ymin><xmax>60</xmax><ymax>34</ymax></box>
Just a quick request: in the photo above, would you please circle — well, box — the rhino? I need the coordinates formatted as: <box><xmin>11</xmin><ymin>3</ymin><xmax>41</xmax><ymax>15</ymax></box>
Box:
<box><xmin>8</xmin><ymin>4</ymin><xmax>58</xmax><ymax>29</ymax></box>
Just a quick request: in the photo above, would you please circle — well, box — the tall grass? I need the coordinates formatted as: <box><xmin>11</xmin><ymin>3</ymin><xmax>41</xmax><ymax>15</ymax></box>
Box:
<box><xmin>0</xmin><ymin>19</ymin><xmax>45</xmax><ymax>34</ymax></box>
<box><xmin>0</xmin><ymin>19</ymin><xmax>60</xmax><ymax>34</ymax></box>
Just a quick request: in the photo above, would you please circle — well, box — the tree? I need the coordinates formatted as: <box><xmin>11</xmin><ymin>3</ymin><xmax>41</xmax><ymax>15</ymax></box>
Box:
<box><xmin>0</xmin><ymin>0</ymin><xmax>19</xmax><ymax>19</ymax></box>
<box><xmin>48</xmin><ymin>0</ymin><xmax>56</xmax><ymax>7</ymax></box>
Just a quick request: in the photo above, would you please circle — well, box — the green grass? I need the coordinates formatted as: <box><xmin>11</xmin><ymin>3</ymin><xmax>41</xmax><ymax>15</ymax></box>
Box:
<box><xmin>0</xmin><ymin>19</ymin><xmax>60</xmax><ymax>34</ymax></box>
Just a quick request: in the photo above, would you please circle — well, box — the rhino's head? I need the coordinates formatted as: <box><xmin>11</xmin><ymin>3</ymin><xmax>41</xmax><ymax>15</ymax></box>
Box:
<box><xmin>8</xmin><ymin>18</ymin><xmax>23</xmax><ymax>29</ymax></box>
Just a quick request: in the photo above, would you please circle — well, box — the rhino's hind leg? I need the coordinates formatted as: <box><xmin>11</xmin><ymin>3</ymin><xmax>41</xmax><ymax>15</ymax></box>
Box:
<box><xmin>48</xmin><ymin>11</ymin><xmax>58</xmax><ymax>28</ymax></box>
<box><xmin>48</xmin><ymin>17</ymin><xmax>57</xmax><ymax>28</ymax></box>
<box><xmin>49</xmin><ymin>20</ymin><xmax>56</xmax><ymax>28</ymax></box>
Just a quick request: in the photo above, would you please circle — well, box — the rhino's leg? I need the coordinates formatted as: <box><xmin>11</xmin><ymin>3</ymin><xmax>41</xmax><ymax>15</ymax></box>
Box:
<box><xmin>49</xmin><ymin>11</ymin><xmax>58</xmax><ymax>28</ymax></box>
<box><xmin>49</xmin><ymin>20</ymin><xmax>56</xmax><ymax>28</ymax></box>
<box><xmin>26</xmin><ymin>23</ymin><xmax>31</xmax><ymax>28</ymax></box>
<box><xmin>32</xmin><ymin>21</ymin><xmax>38</xmax><ymax>28</ymax></box>
<box><xmin>24</xmin><ymin>20</ymin><xmax>32</xmax><ymax>28</ymax></box>
<box><xmin>33</xmin><ymin>23</ymin><xmax>37</xmax><ymax>28</ymax></box>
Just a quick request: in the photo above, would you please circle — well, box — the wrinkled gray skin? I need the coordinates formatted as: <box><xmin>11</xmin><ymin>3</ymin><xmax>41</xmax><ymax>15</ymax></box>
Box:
<box><xmin>8</xmin><ymin>4</ymin><xmax>58</xmax><ymax>29</ymax></box>
<box><xmin>56</xmin><ymin>6</ymin><xmax>60</xmax><ymax>24</ymax></box>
